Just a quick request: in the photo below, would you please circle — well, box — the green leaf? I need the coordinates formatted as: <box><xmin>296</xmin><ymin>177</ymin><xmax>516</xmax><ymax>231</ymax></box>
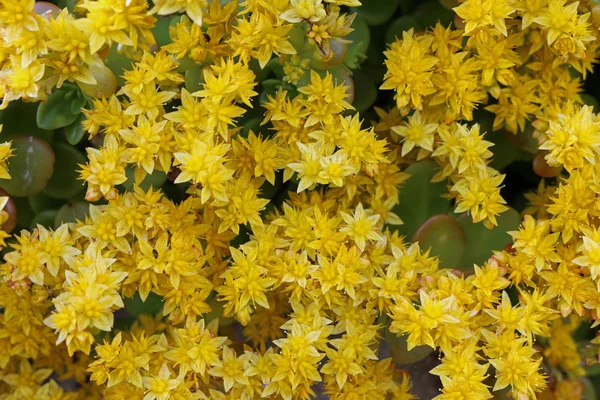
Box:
<box><xmin>381</xmin><ymin>315</ymin><xmax>433</xmax><ymax>364</ymax></box>
<box><xmin>1</xmin><ymin>136</ymin><xmax>55</xmax><ymax>197</ymax></box>
<box><xmin>352</xmin><ymin>0</ymin><xmax>401</xmax><ymax>26</ymax></box>
<box><xmin>28</xmin><ymin>192</ymin><xmax>64</xmax><ymax>214</ymax></box>
<box><xmin>37</xmin><ymin>86</ymin><xmax>82</xmax><ymax>130</ymax></box>
<box><xmin>581</xmin><ymin>93</ymin><xmax>600</xmax><ymax>112</ymax></box>
<box><xmin>30</xmin><ymin>209</ymin><xmax>59</xmax><ymax>229</ymax></box>
<box><xmin>487</xmin><ymin>129</ymin><xmax>520</xmax><ymax>171</ymax></box>
<box><xmin>77</xmin><ymin>64</ymin><xmax>118</xmax><ymax>98</ymax></box>
<box><xmin>455</xmin><ymin>207</ymin><xmax>521</xmax><ymax>269</ymax></box>
<box><xmin>268</xmin><ymin>58</ymin><xmax>285</xmax><ymax>80</ymax></box>
<box><xmin>122</xmin><ymin>167</ymin><xmax>168</xmax><ymax>192</ymax></box>
<box><xmin>413</xmin><ymin>214</ymin><xmax>465</xmax><ymax>269</ymax></box>
<box><xmin>203</xmin><ymin>295</ymin><xmax>235</xmax><ymax>327</ymax></box>
<box><xmin>351</xmin><ymin>69</ymin><xmax>377</xmax><ymax>112</ymax></box>
<box><xmin>42</xmin><ymin>142</ymin><xmax>87</xmax><ymax>199</ymax></box>
<box><xmin>151</xmin><ymin>15</ymin><xmax>175</xmax><ymax>47</ymax></box>
<box><xmin>393</xmin><ymin>160</ymin><xmax>453</xmax><ymax>238</ymax></box>
<box><xmin>344</xmin><ymin>16</ymin><xmax>370</xmax><ymax>69</ymax></box>
<box><xmin>414</xmin><ymin>0</ymin><xmax>454</xmax><ymax>27</ymax></box>
<box><xmin>241</xmin><ymin>117</ymin><xmax>267</xmax><ymax>137</ymax></box>
<box><xmin>64</xmin><ymin>113</ymin><xmax>87</xmax><ymax>145</ymax></box>
<box><xmin>385</xmin><ymin>16</ymin><xmax>425</xmax><ymax>44</ymax></box>
<box><xmin>0</xmin><ymin>101</ymin><xmax>54</xmax><ymax>142</ymax></box>
<box><xmin>70</xmin><ymin>92</ymin><xmax>87</xmax><ymax>115</ymax></box>
<box><xmin>54</xmin><ymin>202</ymin><xmax>90</xmax><ymax>227</ymax></box>
<box><xmin>12</xmin><ymin>196</ymin><xmax>34</xmax><ymax>229</ymax></box>
<box><xmin>124</xmin><ymin>292</ymin><xmax>164</xmax><ymax>317</ymax></box>
<box><xmin>105</xmin><ymin>44</ymin><xmax>134</xmax><ymax>87</ymax></box>
<box><xmin>583</xmin><ymin>377</ymin><xmax>598</xmax><ymax>400</ymax></box>
<box><xmin>585</xmin><ymin>364</ymin><xmax>600</xmax><ymax>377</ymax></box>
<box><xmin>249</xmin><ymin>58</ymin><xmax>272</xmax><ymax>82</ymax></box>
<box><xmin>184</xmin><ymin>63</ymin><xmax>204</xmax><ymax>93</ymax></box>
<box><xmin>262</xmin><ymin>79</ymin><xmax>283</xmax><ymax>92</ymax></box>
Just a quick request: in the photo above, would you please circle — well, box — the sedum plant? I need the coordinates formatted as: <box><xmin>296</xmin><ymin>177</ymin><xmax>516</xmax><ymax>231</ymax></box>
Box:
<box><xmin>1</xmin><ymin>0</ymin><xmax>600</xmax><ymax>399</ymax></box>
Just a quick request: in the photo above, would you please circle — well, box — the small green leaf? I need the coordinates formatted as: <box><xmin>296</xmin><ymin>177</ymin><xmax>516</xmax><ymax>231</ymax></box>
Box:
<box><xmin>352</xmin><ymin>0</ymin><xmax>401</xmax><ymax>26</ymax></box>
<box><xmin>268</xmin><ymin>58</ymin><xmax>285</xmax><ymax>80</ymax></box>
<box><xmin>42</xmin><ymin>142</ymin><xmax>87</xmax><ymax>199</ymax></box>
<box><xmin>413</xmin><ymin>214</ymin><xmax>465</xmax><ymax>269</ymax></box>
<box><xmin>37</xmin><ymin>86</ymin><xmax>81</xmax><ymax>130</ymax></box>
<box><xmin>262</xmin><ymin>79</ymin><xmax>283</xmax><ymax>92</ymax></box>
<box><xmin>249</xmin><ymin>58</ymin><xmax>272</xmax><ymax>82</ymax></box>
<box><xmin>585</xmin><ymin>364</ymin><xmax>600</xmax><ymax>377</ymax></box>
<box><xmin>12</xmin><ymin>196</ymin><xmax>34</xmax><ymax>229</ymax></box>
<box><xmin>385</xmin><ymin>16</ymin><xmax>425</xmax><ymax>44</ymax></box>
<box><xmin>393</xmin><ymin>160</ymin><xmax>453</xmax><ymax>238</ymax></box>
<box><xmin>30</xmin><ymin>209</ymin><xmax>59</xmax><ymax>229</ymax></box>
<box><xmin>487</xmin><ymin>129</ymin><xmax>520</xmax><ymax>171</ymax></box>
<box><xmin>151</xmin><ymin>15</ymin><xmax>176</xmax><ymax>47</ymax></box>
<box><xmin>122</xmin><ymin>167</ymin><xmax>168</xmax><ymax>192</ymax></box>
<box><xmin>344</xmin><ymin>16</ymin><xmax>370</xmax><ymax>69</ymax></box>
<box><xmin>28</xmin><ymin>192</ymin><xmax>64</xmax><ymax>214</ymax></box>
<box><xmin>64</xmin><ymin>113</ymin><xmax>87</xmax><ymax>145</ymax></box>
<box><xmin>351</xmin><ymin>69</ymin><xmax>377</xmax><ymax>112</ymax></box>
<box><xmin>203</xmin><ymin>295</ymin><xmax>235</xmax><ymax>327</ymax></box>
<box><xmin>0</xmin><ymin>101</ymin><xmax>54</xmax><ymax>142</ymax></box>
<box><xmin>184</xmin><ymin>64</ymin><xmax>204</xmax><ymax>93</ymax></box>
<box><xmin>581</xmin><ymin>93</ymin><xmax>600</xmax><ymax>112</ymax></box>
<box><xmin>241</xmin><ymin>117</ymin><xmax>267</xmax><ymax>137</ymax></box>
<box><xmin>124</xmin><ymin>292</ymin><xmax>164</xmax><ymax>317</ymax></box>
<box><xmin>1</xmin><ymin>136</ymin><xmax>55</xmax><ymax>197</ymax></box>
<box><xmin>414</xmin><ymin>0</ymin><xmax>454</xmax><ymax>27</ymax></box>
<box><xmin>54</xmin><ymin>202</ymin><xmax>90</xmax><ymax>227</ymax></box>
<box><xmin>456</xmin><ymin>207</ymin><xmax>521</xmax><ymax>268</ymax></box>
<box><xmin>583</xmin><ymin>377</ymin><xmax>597</xmax><ymax>400</ymax></box>
<box><xmin>105</xmin><ymin>44</ymin><xmax>134</xmax><ymax>87</ymax></box>
<box><xmin>70</xmin><ymin>93</ymin><xmax>87</xmax><ymax>115</ymax></box>
<box><xmin>381</xmin><ymin>315</ymin><xmax>434</xmax><ymax>364</ymax></box>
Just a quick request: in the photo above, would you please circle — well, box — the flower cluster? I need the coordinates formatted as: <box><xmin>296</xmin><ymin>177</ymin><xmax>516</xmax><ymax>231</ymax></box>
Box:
<box><xmin>1</xmin><ymin>0</ymin><xmax>600</xmax><ymax>400</ymax></box>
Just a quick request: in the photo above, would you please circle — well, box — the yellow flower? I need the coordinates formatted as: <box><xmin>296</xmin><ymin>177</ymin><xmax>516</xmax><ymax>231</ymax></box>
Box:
<box><xmin>488</xmin><ymin>341</ymin><xmax>546</xmax><ymax>399</ymax></box>
<box><xmin>122</xmin><ymin>83</ymin><xmax>177</xmax><ymax>119</ymax></box>
<box><xmin>340</xmin><ymin>203</ymin><xmax>383</xmax><ymax>251</ymax></box>
<box><xmin>37</xmin><ymin>224</ymin><xmax>81</xmax><ymax>277</ymax></box>
<box><xmin>209</xmin><ymin>346</ymin><xmax>251</xmax><ymax>392</ymax></box>
<box><xmin>0</xmin><ymin>0</ymin><xmax>38</xmax><ymax>38</ymax></box>
<box><xmin>173</xmin><ymin>136</ymin><xmax>233</xmax><ymax>203</ymax></box>
<box><xmin>454</xmin><ymin>0</ymin><xmax>515</xmax><ymax>36</ymax></box>
<box><xmin>142</xmin><ymin>363</ymin><xmax>180</xmax><ymax>400</ymax></box>
<box><xmin>381</xmin><ymin>29</ymin><xmax>438</xmax><ymax>111</ymax></box>
<box><xmin>0</xmin><ymin>56</ymin><xmax>45</xmax><ymax>108</ymax></box>
<box><xmin>0</xmin><ymin>138</ymin><xmax>13</xmax><ymax>179</ymax></box>
<box><xmin>280</xmin><ymin>0</ymin><xmax>327</xmax><ymax>23</ymax></box>
<box><xmin>452</xmin><ymin>168</ymin><xmax>508</xmax><ymax>228</ymax></box>
<box><xmin>392</xmin><ymin>111</ymin><xmax>438</xmax><ymax>157</ymax></box>
<box><xmin>320</xmin><ymin>347</ymin><xmax>362</xmax><ymax>388</ymax></box>
<box><xmin>107</xmin><ymin>344</ymin><xmax>150</xmax><ymax>388</ymax></box>
<box><xmin>4</xmin><ymin>232</ymin><xmax>49</xmax><ymax>285</ymax></box>
<box><xmin>539</xmin><ymin>105</ymin><xmax>600</xmax><ymax>172</ymax></box>
<box><xmin>533</xmin><ymin>0</ymin><xmax>578</xmax><ymax>45</ymax></box>
<box><xmin>254</xmin><ymin>15</ymin><xmax>296</xmax><ymax>68</ymax></box>
<box><xmin>288</xmin><ymin>142</ymin><xmax>322</xmax><ymax>192</ymax></box>
<box><xmin>80</xmin><ymin>134</ymin><xmax>128</xmax><ymax>199</ymax></box>
<box><xmin>164</xmin><ymin>319</ymin><xmax>226</xmax><ymax>376</ymax></box>
<box><xmin>77</xmin><ymin>205</ymin><xmax>132</xmax><ymax>253</ymax></box>
<box><xmin>573</xmin><ymin>227</ymin><xmax>600</xmax><ymax>280</ymax></box>
<box><xmin>509</xmin><ymin>215</ymin><xmax>560</xmax><ymax>272</ymax></box>
<box><xmin>1</xmin><ymin>359</ymin><xmax>52</xmax><ymax>398</ymax></box>
<box><xmin>151</xmin><ymin>0</ymin><xmax>207</xmax><ymax>26</ymax></box>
